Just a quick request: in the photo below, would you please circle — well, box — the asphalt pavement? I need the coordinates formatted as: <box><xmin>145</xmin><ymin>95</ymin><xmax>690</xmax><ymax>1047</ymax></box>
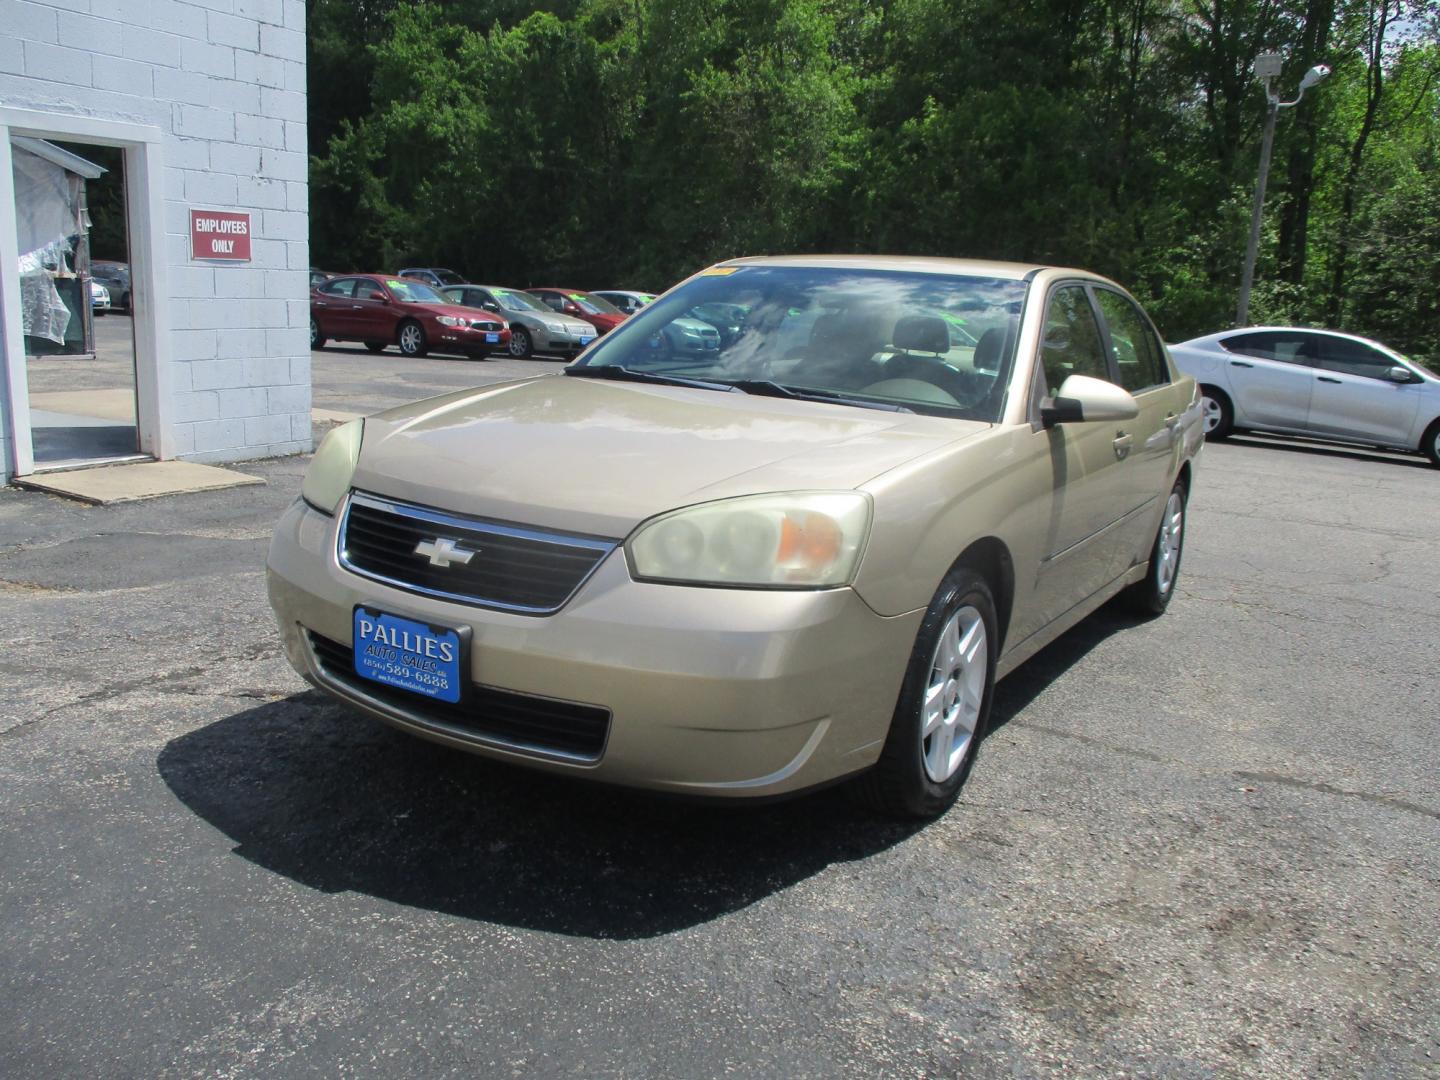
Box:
<box><xmin>1</xmin><ymin>361</ymin><xmax>1437</xmax><ymax>1077</ymax></box>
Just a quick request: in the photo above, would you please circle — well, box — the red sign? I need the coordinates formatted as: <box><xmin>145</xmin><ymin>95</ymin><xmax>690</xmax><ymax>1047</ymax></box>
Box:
<box><xmin>189</xmin><ymin>209</ymin><xmax>252</xmax><ymax>261</ymax></box>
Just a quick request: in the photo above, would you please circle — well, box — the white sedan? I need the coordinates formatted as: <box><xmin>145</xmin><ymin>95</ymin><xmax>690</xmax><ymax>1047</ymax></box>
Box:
<box><xmin>1170</xmin><ymin>327</ymin><xmax>1440</xmax><ymax>467</ymax></box>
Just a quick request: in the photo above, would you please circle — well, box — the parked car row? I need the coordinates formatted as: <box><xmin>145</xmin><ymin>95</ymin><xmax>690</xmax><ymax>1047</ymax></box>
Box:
<box><xmin>308</xmin><ymin>269</ymin><xmax>667</xmax><ymax>361</ymax></box>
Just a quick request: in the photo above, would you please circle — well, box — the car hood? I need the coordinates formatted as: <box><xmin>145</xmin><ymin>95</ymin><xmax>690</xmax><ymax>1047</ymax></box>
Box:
<box><xmin>507</xmin><ymin>309</ymin><xmax>592</xmax><ymax>334</ymax></box>
<box><xmin>352</xmin><ymin>375</ymin><xmax>987</xmax><ymax>537</ymax></box>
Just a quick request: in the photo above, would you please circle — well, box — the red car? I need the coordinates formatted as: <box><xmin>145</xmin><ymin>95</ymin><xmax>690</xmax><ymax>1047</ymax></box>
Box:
<box><xmin>527</xmin><ymin>288</ymin><xmax>628</xmax><ymax>336</ymax></box>
<box><xmin>310</xmin><ymin>274</ymin><xmax>511</xmax><ymax>359</ymax></box>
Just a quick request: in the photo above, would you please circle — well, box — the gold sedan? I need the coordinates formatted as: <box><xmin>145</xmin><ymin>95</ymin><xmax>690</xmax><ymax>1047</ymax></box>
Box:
<box><xmin>268</xmin><ymin>256</ymin><xmax>1203</xmax><ymax>818</ymax></box>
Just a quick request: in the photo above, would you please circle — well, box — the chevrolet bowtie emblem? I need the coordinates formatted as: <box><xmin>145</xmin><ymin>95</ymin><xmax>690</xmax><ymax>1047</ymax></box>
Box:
<box><xmin>414</xmin><ymin>537</ymin><xmax>477</xmax><ymax>568</ymax></box>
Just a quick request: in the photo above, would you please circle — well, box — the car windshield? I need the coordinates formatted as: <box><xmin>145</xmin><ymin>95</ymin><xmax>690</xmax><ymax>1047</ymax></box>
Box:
<box><xmin>431</xmin><ymin>269</ymin><xmax>465</xmax><ymax>286</ymax></box>
<box><xmin>386</xmin><ymin>279</ymin><xmax>446</xmax><ymax>303</ymax></box>
<box><xmin>492</xmin><ymin>288</ymin><xmax>549</xmax><ymax>313</ymax></box>
<box><xmin>572</xmin><ymin>265</ymin><xmax>1027</xmax><ymax>421</ymax></box>
<box><xmin>94</xmin><ymin>265</ymin><xmax>128</xmax><ymax>284</ymax></box>
<box><xmin>568</xmin><ymin>292</ymin><xmax>621</xmax><ymax>315</ymax></box>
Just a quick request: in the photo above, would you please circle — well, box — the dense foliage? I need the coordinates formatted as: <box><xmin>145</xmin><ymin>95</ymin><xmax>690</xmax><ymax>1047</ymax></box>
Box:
<box><xmin>307</xmin><ymin>0</ymin><xmax>1440</xmax><ymax>352</ymax></box>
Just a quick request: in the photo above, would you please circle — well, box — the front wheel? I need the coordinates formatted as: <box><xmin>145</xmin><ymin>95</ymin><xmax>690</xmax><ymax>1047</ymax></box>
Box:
<box><xmin>397</xmin><ymin>320</ymin><xmax>429</xmax><ymax>357</ymax></box>
<box><xmin>853</xmin><ymin>568</ymin><xmax>997</xmax><ymax>819</ymax></box>
<box><xmin>508</xmin><ymin>327</ymin><xmax>533</xmax><ymax>358</ymax></box>
<box><xmin>1120</xmin><ymin>480</ymin><xmax>1187</xmax><ymax>615</ymax></box>
<box><xmin>1199</xmin><ymin>385</ymin><xmax>1233</xmax><ymax>440</ymax></box>
<box><xmin>310</xmin><ymin>317</ymin><xmax>326</xmax><ymax>350</ymax></box>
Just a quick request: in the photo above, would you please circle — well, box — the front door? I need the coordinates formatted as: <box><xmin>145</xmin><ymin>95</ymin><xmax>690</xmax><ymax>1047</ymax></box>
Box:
<box><xmin>1027</xmin><ymin>284</ymin><xmax>1136</xmax><ymax>628</ymax></box>
<box><xmin>350</xmin><ymin>278</ymin><xmax>396</xmax><ymax>343</ymax></box>
<box><xmin>1306</xmin><ymin>335</ymin><xmax>1422</xmax><ymax>445</ymax></box>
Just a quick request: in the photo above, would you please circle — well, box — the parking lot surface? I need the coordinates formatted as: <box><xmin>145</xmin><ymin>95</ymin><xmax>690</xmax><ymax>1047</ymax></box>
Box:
<box><xmin>1</xmin><ymin>364</ymin><xmax>1437</xmax><ymax>1076</ymax></box>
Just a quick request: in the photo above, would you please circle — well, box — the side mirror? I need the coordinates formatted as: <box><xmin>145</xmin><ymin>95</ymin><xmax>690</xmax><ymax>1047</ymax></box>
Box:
<box><xmin>483</xmin><ymin>302</ymin><xmax>500</xmax><ymax>313</ymax></box>
<box><xmin>1041</xmin><ymin>374</ymin><xmax>1140</xmax><ymax>427</ymax></box>
<box><xmin>1386</xmin><ymin>366</ymin><xmax>1414</xmax><ymax>383</ymax></box>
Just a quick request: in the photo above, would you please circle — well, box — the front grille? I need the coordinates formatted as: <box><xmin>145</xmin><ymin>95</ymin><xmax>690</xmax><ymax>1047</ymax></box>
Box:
<box><xmin>339</xmin><ymin>492</ymin><xmax>617</xmax><ymax>613</ymax></box>
<box><xmin>308</xmin><ymin>631</ymin><xmax>610</xmax><ymax>760</ymax></box>
<box><xmin>468</xmin><ymin>319</ymin><xmax>501</xmax><ymax>331</ymax></box>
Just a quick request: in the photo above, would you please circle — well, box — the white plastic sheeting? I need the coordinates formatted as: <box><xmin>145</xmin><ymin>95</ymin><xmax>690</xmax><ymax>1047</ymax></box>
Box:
<box><xmin>12</xmin><ymin>144</ymin><xmax>78</xmax><ymax>344</ymax></box>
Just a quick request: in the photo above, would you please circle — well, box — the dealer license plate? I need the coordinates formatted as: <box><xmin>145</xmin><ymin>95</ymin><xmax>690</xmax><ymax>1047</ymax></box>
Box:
<box><xmin>579</xmin><ymin>335</ymin><xmax>594</xmax><ymax>347</ymax></box>
<box><xmin>353</xmin><ymin>608</ymin><xmax>463</xmax><ymax>704</ymax></box>
<box><xmin>485</xmin><ymin>332</ymin><xmax>499</xmax><ymax>343</ymax></box>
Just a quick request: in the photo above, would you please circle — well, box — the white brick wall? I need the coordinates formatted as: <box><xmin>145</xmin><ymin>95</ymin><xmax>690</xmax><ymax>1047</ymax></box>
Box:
<box><xmin>1</xmin><ymin>0</ymin><xmax>311</xmax><ymax>466</ymax></box>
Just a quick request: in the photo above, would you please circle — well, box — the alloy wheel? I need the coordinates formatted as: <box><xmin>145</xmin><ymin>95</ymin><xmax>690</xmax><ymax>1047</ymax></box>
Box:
<box><xmin>400</xmin><ymin>324</ymin><xmax>422</xmax><ymax>354</ymax></box>
<box><xmin>920</xmin><ymin>605</ymin><xmax>987</xmax><ymax>783</ymax></box>
<box><xmin>1155</xmin><ymin>489</ymin><xmax>1185</xmax><ymax>595</ymax></box>
<box><xmin>1201</xmin><ymin>396</ymin><xmax>1224</xmax><ymax>433</ymax></box>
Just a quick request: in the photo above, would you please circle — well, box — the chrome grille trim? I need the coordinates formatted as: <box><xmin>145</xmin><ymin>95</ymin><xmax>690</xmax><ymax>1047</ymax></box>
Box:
<box><xmin>337</xmin><ymin>491</ymin><xmax>619</xmax><ymax>615</ymax></box>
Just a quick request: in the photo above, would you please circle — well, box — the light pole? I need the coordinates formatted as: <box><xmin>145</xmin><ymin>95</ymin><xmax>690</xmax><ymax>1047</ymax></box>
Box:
<box><xmin>1236</xmin><ymin>52</ymin><xmax>1331</xmax><ymax>326</ymax></box>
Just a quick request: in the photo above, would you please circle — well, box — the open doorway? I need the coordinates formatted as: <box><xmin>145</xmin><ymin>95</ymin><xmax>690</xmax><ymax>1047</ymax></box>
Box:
<box><xmin>13</xmin><ymin>137</ymin><xmax>141</xmax><ymax>471</ymax></box>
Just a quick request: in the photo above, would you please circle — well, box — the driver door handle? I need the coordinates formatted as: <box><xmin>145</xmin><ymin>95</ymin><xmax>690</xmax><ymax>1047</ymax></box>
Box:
<box><xmin>1113</xmin><ymin>431</ymin><xmax>1134</xmax><ymax>460</ymax></box>
<box><xmin>1230</xmin><ymin>359</ymin><xmax>1254</xmax><ymax>368</ymax></box>
<box><xmin>1317</xmin><ymin>375</ymin><xmax>1342</xmax><ymax>384</ymax></box>
<box><xmin>1163</xmin><ymin>412</ymin><xmax>1180</xmax><ymax>429</ymax></box>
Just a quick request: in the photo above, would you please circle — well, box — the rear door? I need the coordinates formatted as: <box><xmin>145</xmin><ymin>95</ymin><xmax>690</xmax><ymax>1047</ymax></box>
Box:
<box><xmin>1306</xmin><ymin>335</ymin><xmax>1423</xmax><ymax>445</ymax></box>
<box><xmin>1216</xmin><ymin>331</ymin><xmax>1317</xmax><ymax>431</ymax></box>
<box><xmin>350</xmin><ymin>278</ymin><xmax>396</xmax><ymax>342</ymax></box>
<box><xmin>1093</xmin><ymin>287</ymin><xmax>1186</xmax><ymax>576</ymax></box>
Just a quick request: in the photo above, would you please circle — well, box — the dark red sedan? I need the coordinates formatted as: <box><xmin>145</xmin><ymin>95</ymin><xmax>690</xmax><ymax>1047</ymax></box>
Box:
<box><xmin>310</xmin><ymin>274</ymin><xmax>511</xmax><ymax>359</ymax></box>
<box><xmin>527</xmin><ymin>288</ymin><xmax>628</xmax><ymax>336</ymax></box>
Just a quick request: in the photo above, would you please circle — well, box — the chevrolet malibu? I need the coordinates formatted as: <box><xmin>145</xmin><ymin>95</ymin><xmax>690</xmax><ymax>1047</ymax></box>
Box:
<box><xmin>269</xmin><ymin>256</ymin><xmax>1202</xmax><ymax>818</ymax></box>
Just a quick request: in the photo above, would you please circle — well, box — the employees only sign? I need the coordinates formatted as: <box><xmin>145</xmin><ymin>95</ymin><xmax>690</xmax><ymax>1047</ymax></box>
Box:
<box><xmin>190</xmin><ymin>209</ymin><xmax>252</xmax><ymax>261</ymax></box>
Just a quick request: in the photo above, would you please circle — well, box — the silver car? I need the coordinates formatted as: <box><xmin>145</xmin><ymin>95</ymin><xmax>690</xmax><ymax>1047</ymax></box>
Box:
<box><xmin>443</xmin><ymin>285</ymin><xmax>596</xmax><ymax>359</ymax></box>
<box><xmin>1171</xmin><ymin>326</ymin><xmax>1440</xmax><ymax>466</ymax></box>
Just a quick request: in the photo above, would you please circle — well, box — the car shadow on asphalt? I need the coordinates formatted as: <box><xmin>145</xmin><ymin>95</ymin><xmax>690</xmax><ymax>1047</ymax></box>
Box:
<box><xmin>157</xmin><ymin>606</ymin><xmax>1137</xmax><ymax>939</ymax></box>
<box><xmin>1226</xmin><ymin>433</ymin><xmax>1433</xmax><ymax>470</ymax></box>
<box><xmin>156</xmin><ymin>693</ymin><xmax>925</xmax><ymax>939</ymax></box>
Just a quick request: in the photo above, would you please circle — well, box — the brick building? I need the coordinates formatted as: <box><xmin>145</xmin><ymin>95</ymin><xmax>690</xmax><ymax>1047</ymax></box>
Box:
<box><xmin>0</xmin><ymin>0</ymin><xmax>311</xmax><ymax>482</ymax></box>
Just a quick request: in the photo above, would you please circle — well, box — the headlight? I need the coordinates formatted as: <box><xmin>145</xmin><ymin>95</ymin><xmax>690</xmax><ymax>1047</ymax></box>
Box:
<box><xmin>301</xmin><ymin>419</ymin><xmax>363</xmax><ymax>515</ymax></box>
<box><xmin>436</xmin><ymin>315</ymin><xmax>464</xmax><ymax>327</ymax></box>
<box><xmin>544</xmin><ymin>320</ymin><xmax>567</xmax><ymax>332</ymax></box>
<box><xmin>626</xmin><ymin>492</ymin><xmax>871</xmax><ymax>588</ymax></box>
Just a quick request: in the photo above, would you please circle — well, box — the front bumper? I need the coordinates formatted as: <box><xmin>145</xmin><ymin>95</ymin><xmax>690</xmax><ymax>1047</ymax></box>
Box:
<box><xmin>435</xmin><ymin>324</ymin><xmax>510</xmax><ymax>352</ymax></box>
<box><xmin>267</xmin><ymin>497</ymin><xmax>920</xmax><ymax>797</ymax></box>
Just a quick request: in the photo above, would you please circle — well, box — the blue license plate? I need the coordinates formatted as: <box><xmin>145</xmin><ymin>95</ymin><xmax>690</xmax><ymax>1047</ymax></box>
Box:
<box><xmin>485</xmin><ymin>332</ymin><xmax>499</xmax><ymax>343</ymax></box>
<box><xmin>353</xmin><ymin>608</ymin><xmax>463</xmax><ymax>704</ymax></box>
<box><xmin>579</xmin><ymin>336</ymin><xmax>594</xmax><ymax>346</ymax></box>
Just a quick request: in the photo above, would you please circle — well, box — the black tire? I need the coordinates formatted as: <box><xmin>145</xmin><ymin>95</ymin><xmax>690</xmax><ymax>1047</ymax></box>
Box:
<box><xmin>509</xmin><ymin>327</ymin><xmax>533</xmax><ymax>358</ymax></box>
<box><xmin>121</xmin><ymin>292</ymin><xmax>131</xmax><ymax>312</ymax></box>
<box><xmin>852</xmin><ymin>567</ymin><xmax>997</xmax><ymax>819</ymax></box>
<box><xmin>1421</xmin><ymin>418</ymin><xmax>1440</xmax><ymax>468</ymax></box>
<box><xmin>469</xmin><ymin>351</ymin><xmax>490</xmax><ymax>361</ymax></box>
<box><xmin>365</xmin><ymin>342</ymin><xmax>387</xmax><ymax>354</ymax></box>
<box><xmin>398</xmin><ymin>320</ymin><xmax>429</xmax><ymax>357</ymax></box>
<box><xmin>1120</xmin><ymin>479</ymin><xmax>1187</xmax><ymax>616</ymax></box>
<box><xmin>310</xmin><ymin>318</ymin><xmax>326</xmax><ymax>350</ymax></box>
<box><xmin>1199</xmin><ymin>385</ymin><xmax>1233</xmax><ymax>440</ymax></box>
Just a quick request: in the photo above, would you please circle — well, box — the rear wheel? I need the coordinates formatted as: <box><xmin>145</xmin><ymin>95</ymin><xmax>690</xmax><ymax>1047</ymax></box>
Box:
<box><xmin>508</xmin><ymin>327</ymin><xmax>533</xmax><ymax>358</ymax></box>
<box><xmin>398</xmin><ymin>320</ymin><xmax>428</xmax><ymax>357</ymax></box>
<box><xmin>1422</xmin><ymin>418</ymin><xmax>1440</xmax><ymax>468</ymax></box>
<box><xmin>310</xmin><ymin>317</ymin><xmax>326</xmax><ymax>350</ymax></box>
<box><xmin>853</xmin><ymin>567</ymin><xmax>996</xmax><ymax>819</ymax></box>
<box><xmin>1199</xmin><ymin>385</ymin><xmax>1233</xmax><ymax>440</ymax></box>
<box><xmin>1120</xmin><ymin>480</ymin><xmax>1187</xmax><ymax>615</ymax></box>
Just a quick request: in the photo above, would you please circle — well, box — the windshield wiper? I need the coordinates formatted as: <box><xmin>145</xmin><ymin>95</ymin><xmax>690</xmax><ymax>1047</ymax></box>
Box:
<box><xmin>726</xmin><ymin>380</ymin><xmax>915</xmax><ymax>413</ymax></box>
<box><xmin>565</xmin><ymin>365</ymin><xmax>737</xmax><ymax>392</ymax></box>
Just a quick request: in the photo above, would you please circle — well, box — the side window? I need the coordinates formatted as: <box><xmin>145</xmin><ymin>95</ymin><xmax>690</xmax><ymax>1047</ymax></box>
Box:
<box><xmin>541</xmin><ymin>294</ymin><xmax>565</xmax><ymax>312</ymax></box>
<box><xmin>1040</xmin><ymin>285</ymin><xmax>1109</xmax><ymax>394</ymax></box>
<box><xmin>320</xmin><ymin>278</ymin><xmax>356</xmax><ymax>298</ymax></box>
<box><xmin>1095</xmin><ymin>289</ymin><xmax>1168</xmax><ymax>392</ymax></box>
<box><xmin>1314</xmin><ymin>337</ymin><xmax>1397</xmax><ymax>379</ymax></box>
<box><xmin>354</xmin><ymin>280</ymin><xmax>384</xmax><ymax>301</ymax></box>
<box><xmin>1221</xmin><ymin>331</ymin><xmax>1316</xmax><ymax>366</ymax></box>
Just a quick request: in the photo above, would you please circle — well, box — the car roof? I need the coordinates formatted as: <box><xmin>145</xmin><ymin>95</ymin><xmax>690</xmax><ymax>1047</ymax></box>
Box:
<box><xmin>1183</xmin><ymin>326</ymin><xmax>1402</xmax><ymax>352</ymax></box>
<box><xmin>709</xmin><ymin>254</ymin><xmax>1050</xmax><ymax>280</ymax></box>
